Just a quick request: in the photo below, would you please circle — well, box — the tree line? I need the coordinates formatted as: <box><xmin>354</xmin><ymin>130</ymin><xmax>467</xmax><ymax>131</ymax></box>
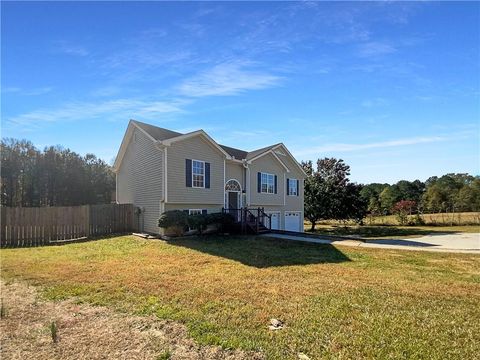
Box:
<box><xmin>302</xmin><ymin>158</ymin><xmax>479</xmax><ymax>229</ymax></box>
<box><xmin>361</xmin><ymin>173</ymin><xmax>480</xmax><ymax>216</ymax></box>
<box><xmin>1</xmin><ymin>138</ymin><xmax>115</xmax><ymax>207</ymax></box>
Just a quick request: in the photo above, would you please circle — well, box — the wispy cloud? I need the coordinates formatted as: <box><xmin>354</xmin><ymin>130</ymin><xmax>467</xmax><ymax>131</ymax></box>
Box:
<box><xmin>2</xmin><ymin>86</ymin><xmax>53</xmax><ymax>96</ymax></box>
<box><xmin>7</xmin><ymin>98</ymin><xmax>185</xmax><ymax>128</ymax></box>
<box><xmin>293</xmin><ymin>135</ymin><xmax>449</xmax><ymax>156</ymax></box>
<box><xmin>90</xmin><ymin>86</ymin><xmax>122</xmax><ymax>97</ymax></box>
<box><xmin>2</xmin><ymin>87</ymin><xmax>22</xmax><ymax>93</ymax></box>
<box><xmin>361</xmin><ymin>97</ymin><xmax>389</xmax><ymax>108</ymax></box>
<box><xmin>55</xmin><ymin>41</ymin><xmax>89</xmax><ymax>56</ymax></box>
<box><xmin>177</xmin><ymin>61</ymin><xmax>281</xmax><ymax>97</ymax></box>
<box><xmin>357</xmin><ymin>41</ymin><xmax>397</xmax><ymax>57</ymax></box>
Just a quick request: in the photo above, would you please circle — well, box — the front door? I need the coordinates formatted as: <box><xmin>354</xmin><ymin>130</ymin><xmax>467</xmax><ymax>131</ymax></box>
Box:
<box><xmin>227</xmin><ymin>191</ymin><xmax>239</xmax><ymax>219</ymax></box>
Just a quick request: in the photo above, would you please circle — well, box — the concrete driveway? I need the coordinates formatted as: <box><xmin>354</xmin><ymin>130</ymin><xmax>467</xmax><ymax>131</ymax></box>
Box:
<box><xmin>262</xmin><ymin>232</ymin><xmax>480</xmax><ymax>254</ymax></box>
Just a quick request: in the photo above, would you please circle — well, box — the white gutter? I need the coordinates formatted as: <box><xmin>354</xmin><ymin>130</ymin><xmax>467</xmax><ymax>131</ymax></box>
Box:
<box><xmin>242</xmin><ymin>159</ymin><xmax>250</xmax><ymax>206</ymax></box>
<box><xmin>155</xmin><ymin>141</ymin><xmax>168</xmax><ymax>203</ymax></box>
<box><xmin>223</xmin><ymin>159</ymin><xmax>226</xmax><ymax>208</ymax></box>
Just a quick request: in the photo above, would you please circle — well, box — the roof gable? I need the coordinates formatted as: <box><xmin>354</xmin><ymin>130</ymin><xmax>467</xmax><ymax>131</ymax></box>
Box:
<box><xmin>161</xmin><ymin>130</ymin><xmax>231</xmax><ymax>158</ymax></box>
<box><xmin>246</xmin><ymin>143</ymin><xmax>306</xmax><ymax>177</ymax></box>
<box><xmin>246</xmin><ymin>143</ymin><xmax>281</xmax><ymax>160</ymax></box>
<box><xmin>272</xmin><ymin>144</ymin><xmax>307</xmax><ymax>176</ymax></box>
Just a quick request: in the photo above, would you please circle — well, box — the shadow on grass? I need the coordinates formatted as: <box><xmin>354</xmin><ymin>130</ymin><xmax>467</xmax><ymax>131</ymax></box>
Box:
<box><xmin>308</xmin><ymin>226</ymin><xmax>459</xmax><ymax>239</ymax></box>
<box><xmin>167</xmin><ymin>235</ymin><xmax>350</xmax><ymax>268</ymax></box>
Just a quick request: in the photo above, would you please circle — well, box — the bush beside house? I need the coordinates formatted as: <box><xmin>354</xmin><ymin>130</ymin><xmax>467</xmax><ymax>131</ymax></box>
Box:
<box><xmin>158</xmin><ymin>211</ymin><xmax>234</xmax><ymax>236</ymax></box>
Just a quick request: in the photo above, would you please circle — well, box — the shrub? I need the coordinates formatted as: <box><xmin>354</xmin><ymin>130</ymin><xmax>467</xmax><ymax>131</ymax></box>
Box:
<box><xmin>188</xmin><ymin>212</ymin><xmax>235</xmax><ymax>234</ymax></box>
<box><xmin>158</xmin><ymin>211</ymin><xmax>235</xmax><ymax>236</ymax></box>
<box><xmin>187</xmin><ymin>214</ymin><xmax>208</xmax><ymax>233</ymax></box>
<box><xmin>158</xmin><ymin>210</ymin><xmax>188</xmax><ymax>236</ymax></box>
<box><xmin>409</xmin><ymin>213</ymin><xmax>426</xmax><ymax>226</ymax></box>
<box><xmin>209</xmin><ymin>212</ymin><xmax>235</xmax><ymax>233</ymax></box>
<box><xmin>391</xmin><ymin>200</ymin><xmax>417</xmax><ymax>225</ymax></box>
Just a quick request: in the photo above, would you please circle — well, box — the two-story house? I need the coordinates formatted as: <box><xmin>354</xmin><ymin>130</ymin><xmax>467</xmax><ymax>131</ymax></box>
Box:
<box><xmin>113</xmin><ymin>120</ymin><xmax>306</xmax><ymax>234</ymax></box>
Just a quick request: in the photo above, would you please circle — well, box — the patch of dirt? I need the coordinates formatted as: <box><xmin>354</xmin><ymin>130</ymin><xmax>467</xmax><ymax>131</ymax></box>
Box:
<box><xmin>0</xmin><ymin>280</ymin><xmax>263</xmax><ymax>360</ymax></box>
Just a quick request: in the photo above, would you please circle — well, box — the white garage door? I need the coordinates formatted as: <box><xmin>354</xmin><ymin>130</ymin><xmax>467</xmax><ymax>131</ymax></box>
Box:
<box><xmin>265</xmin><ymin>212</ymin><xmax>280</xmax><ymax>230</ymax></box>
<box><xmin>284</xmin><ymin>212</ymin><xmax>301</xmax><ymax>232</ymax></box>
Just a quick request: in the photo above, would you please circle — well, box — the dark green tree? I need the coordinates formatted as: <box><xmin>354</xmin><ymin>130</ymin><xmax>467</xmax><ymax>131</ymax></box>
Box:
<box><xmin>302</xmin><ymin>158</ymin><xmax>367</xmax><ymax>230</ymax></box>
<box><xmin>379</xmin><ymin>185</ymin><xmax>402</xmax><ymax>214</ymax></box>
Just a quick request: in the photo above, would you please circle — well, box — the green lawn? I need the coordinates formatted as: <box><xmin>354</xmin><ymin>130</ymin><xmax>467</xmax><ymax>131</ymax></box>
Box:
<box><xmin>306</xmin><ymin>224</ymin><xmax>480</xmax><ymax>239</ymax></box>
<box><xmin>1</xmin><ymin>235</ymin><xmax>479</xmax><ymax>359</ymax></box>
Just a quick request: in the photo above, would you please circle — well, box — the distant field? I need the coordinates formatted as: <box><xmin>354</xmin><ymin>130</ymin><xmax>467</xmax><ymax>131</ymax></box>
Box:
<box><xmin>314</xmin><ymin>212</ymin><xmax>480</xmax><ymax>227</ymax></box>
<box><xmin>306</xmin><ymin>225</ymin><xmax>480</xmax><ymax>239</ymax></box>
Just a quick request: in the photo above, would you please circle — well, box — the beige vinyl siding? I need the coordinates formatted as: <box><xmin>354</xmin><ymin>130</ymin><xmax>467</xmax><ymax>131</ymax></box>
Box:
<box><xmin>167</xmin><ymin>135</ymin><xmax>224</xmax><ymax>205</ymax></box>
<box><xmin>285</xmin><ymin>179</ymin><xmax>304</xmax><ymax>220</ymax></box>
<box><xmin>279</xmin><ymin>151</ymin><xmax>304</xmax><ymax>231</ymax></box>
<box><xmin>277</xmin><ymin>151</ymin><xmax>305</xmax><ymax>179</ymax></box>
<box><xmin>165</xmin><ymin>203</ymin><xmax>222</xmax><ymax>213</ymax></box>
<box><xmin>249</xmin><ymin>153</ymin><xmax>285</xmax><ymax>206</ymax></box>
<box><xmin>117</xmin><ymin>128</ymin><xmax>163</xmax><ymax>234</ymax></box>
<box><xmin>277</xmin><ymin>154</ymin><xmax>305</xmax><ymax>231</ymax></box>
<box><xmin>225</xmin><ymin>162</ymin><xmax>245</xmax><ymax>189</ymax></box>
<box><xmin>282</xmin><ymin>155</ymin><xmax>304</xmax><ymax>216</ymax></box>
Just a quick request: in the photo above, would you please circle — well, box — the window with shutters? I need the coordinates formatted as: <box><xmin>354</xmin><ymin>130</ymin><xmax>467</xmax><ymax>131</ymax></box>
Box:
<box><xmin>261</xmin><ymin>172</ymin><xmax>275</xmax><ymax>194</ymax></box>
<box><xmin>288</xmin><ymin>179</ymin><xmax>298</xmax><ymax>196</ymax></box>
<box><xmin>192</xmin><ymin>160</ymin><xmax>205</xmax><ymax>188</ymax></box>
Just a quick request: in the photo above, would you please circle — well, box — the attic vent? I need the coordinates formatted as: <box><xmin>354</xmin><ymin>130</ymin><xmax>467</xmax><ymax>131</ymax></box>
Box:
<box><xmin>274</xmin><ymin>149</ymin><xmax>286</xmax><ymax>156</ymax></box>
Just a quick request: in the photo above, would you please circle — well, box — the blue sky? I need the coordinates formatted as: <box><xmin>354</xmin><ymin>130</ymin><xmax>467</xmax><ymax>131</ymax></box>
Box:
<box><xmin>2</xmin><ymin>1</ymin><xmax>479</xmax><ymax>184</ymax></box>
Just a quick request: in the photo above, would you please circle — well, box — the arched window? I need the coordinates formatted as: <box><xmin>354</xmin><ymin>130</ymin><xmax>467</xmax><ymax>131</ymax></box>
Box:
<box><xmin>225</xmin><ymin>179</ymin><xmax>241</xmax><ymax>192</ymax></box>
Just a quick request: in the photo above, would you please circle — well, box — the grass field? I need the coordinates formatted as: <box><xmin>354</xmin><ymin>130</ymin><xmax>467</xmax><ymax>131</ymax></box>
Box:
<box><xmin>316</xmin><ymin>212</ymin><xmax>480</xmax><ymax>227</ymax></box>
<box><xmin>306</xmin><ymin>224</ymin><xmax>480</xmax><ymax>239</ymax></box>
<box><xmin>1</xmin><ymin>236</ymin><xmax>479</xmax><ymax>359</ymax></box>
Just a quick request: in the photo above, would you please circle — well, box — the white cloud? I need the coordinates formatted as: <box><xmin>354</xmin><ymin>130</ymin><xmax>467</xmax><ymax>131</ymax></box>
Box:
<box><xmin>2</xmin><ymin>87</ymin><xmax>22</xmax><ymax>93</ymax></box>
<box><xmin>361</xmin><ymin>97</ymin><xmax>389</xmax><ymax>108</ymax></box>
<box><xmin>7</xmin><ymin>99</ymin><xmax>184</xmax><ymax>128</ymax></box>
<box><xmin>293</xmin><ymin>136</ymin><xmax>447</xmax><ymax>156</ymax></box>
<box><xmin>2</xmin><ymin>87</ymin><xmax>53</xmax><ymax>96</ymax></box>
<box><xmin>56</xmin><ymin>42</ymin><xmax>89</xmax><ymax>56</ymax></box>
<box><xmin>90</xmin><ymin>86</ymin><xmax>122</xmax><ymax>97</ymax></box>
<box><xmin>177</xmin><ymin>61</ymin><xmax>281</xmax><ymax>97</ymax></box>
<box><xmin>357</xmin><ymin>41</ymin><xmax>397</xmax><ymax>57</ymax></box>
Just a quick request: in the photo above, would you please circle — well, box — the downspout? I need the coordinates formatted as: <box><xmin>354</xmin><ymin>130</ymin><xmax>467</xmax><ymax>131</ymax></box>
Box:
<box><xmin>223</xmin><ymin>159</ymin><xmax>226</xmax><ymax>208</ymax></box>
<box><xmin>154</xmin><ymin>141</ymin><xmax>167</xmax><ymax>204</ymax></box>
<box><xmin>242</xmin><ymin>159</ymin><xmax>249</xmax><ymax>207</ymax></box>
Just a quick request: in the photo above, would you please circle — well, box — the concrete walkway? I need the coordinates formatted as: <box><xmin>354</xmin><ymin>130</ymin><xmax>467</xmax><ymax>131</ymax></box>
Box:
<box><xmin>261</xmin><ymin>232</ymin><xmax>480</xmax><ymax>254</ymax></box>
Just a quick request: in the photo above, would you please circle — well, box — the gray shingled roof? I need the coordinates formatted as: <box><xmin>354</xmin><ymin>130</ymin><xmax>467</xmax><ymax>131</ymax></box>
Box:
<box><xmin>131</xmin><ymin>120</ymin><xmax>277</xmax><ymax>160</ymax></box>
<box><xmin>219</xmin><ymin>144</ymin><xmax>248</xmax><ymax>160</ymax></box>
<box><xmin>132</xmin><ymin>120</ymin><xmax>182</xmax><ymax>141</ymax></box>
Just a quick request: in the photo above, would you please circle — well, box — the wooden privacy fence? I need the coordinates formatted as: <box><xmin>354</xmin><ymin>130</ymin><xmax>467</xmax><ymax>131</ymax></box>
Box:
<box><xmin>1</xmin><ymin>204</ymin><xmax>138</xmax><ymax>248</ymax></box>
